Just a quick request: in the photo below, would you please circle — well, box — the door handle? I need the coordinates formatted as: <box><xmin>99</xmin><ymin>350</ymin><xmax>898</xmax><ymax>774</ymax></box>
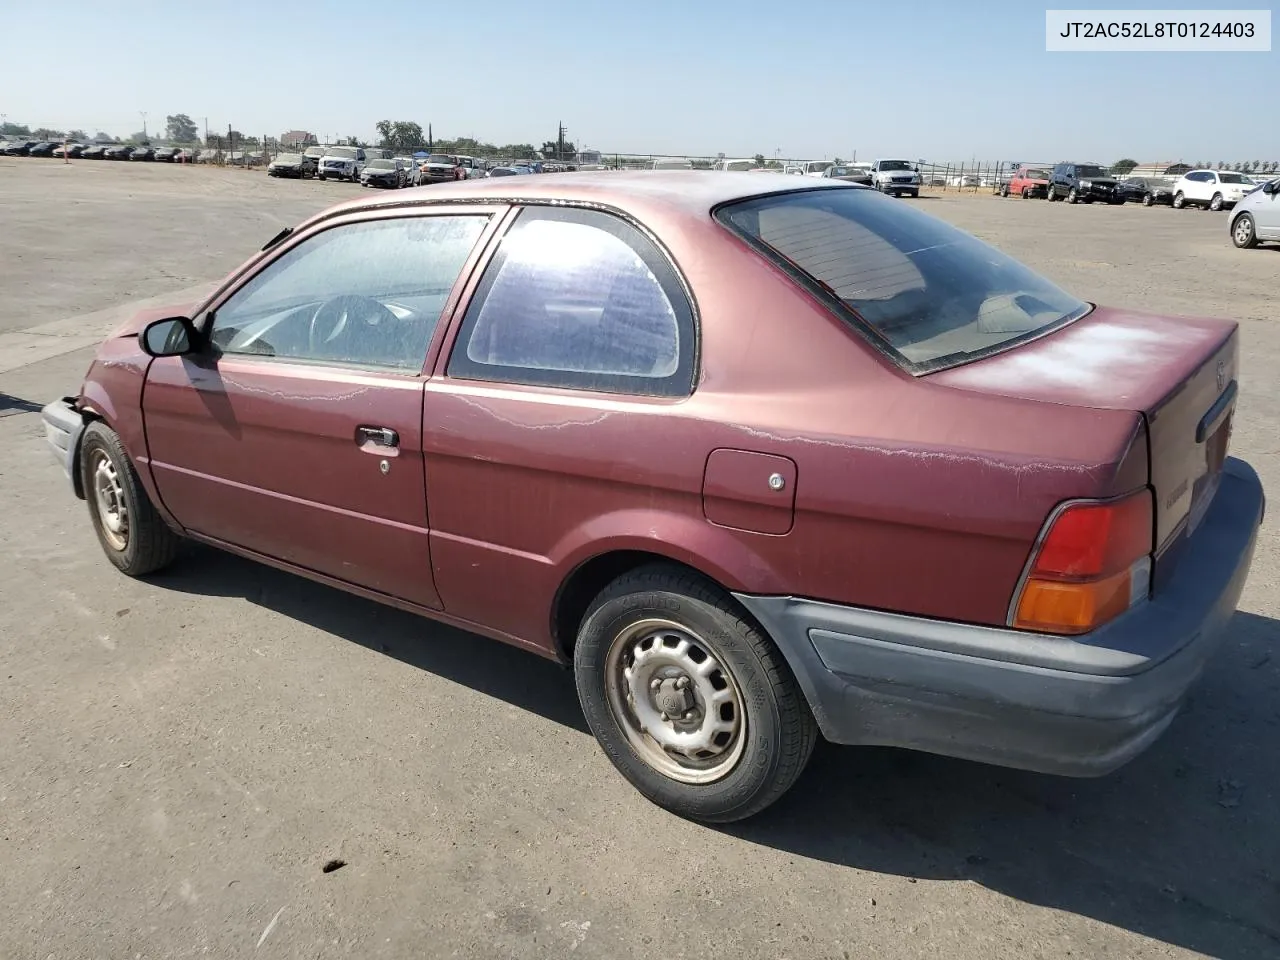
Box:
<box><xmin>356</xmin><ymin>426</ymin><xmax>399</xmax><ymax>448</ymax></box>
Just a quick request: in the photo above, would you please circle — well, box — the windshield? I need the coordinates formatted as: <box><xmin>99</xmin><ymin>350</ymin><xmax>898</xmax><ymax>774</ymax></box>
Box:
<box><xmin>878</xmin><ymin>160</ymin><xmax>913</xmax><ymax>171</ymax></box>
<box><xmin>1026</xmin><ymin>168</ymin><xmax>1050</xmax><ymax>179</ymax></box>
<box><xmin>1218</xmin><ymin>172</ymin><xmax>1246</xmax><ymax>184</ymax></box>
<box><xmin>428</xmin><ymin>155</ymin><xmax>454</xmax><ymax>165</ymax></box>
<box><xmin>368</xmin><ymin>159</ymin><xmax>395</xmax><ymax>169</ymax></box>
<box><xmin>1076</xmin><ymin>165</ymin><xmax>1107</xmax><ymax>178</ymax></box>
<box><xmin>327</xmin><ymin>147</ymin><xmax>357</xmax><ymax>160</ymax></box>
<box><xmin>717</xmin><ymin>188</ymin><xmax>1089</xmax><ymax>371</ymax></box>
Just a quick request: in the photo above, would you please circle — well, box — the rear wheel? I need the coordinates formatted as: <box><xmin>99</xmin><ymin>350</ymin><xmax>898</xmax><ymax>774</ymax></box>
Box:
<box><xmin>1209</xmin><ymin>193</ymin><xmax>1223</xmax><ymax>212</ymax></box>
<box><xmin>1142</xmin><ymin>193</ymin><xmax>1154</xmax><ymax>206</ymax></box>
<box><xmin>1046</xmin><ymin>185</ymin><xmax>1057</xmax><ymax>201</ymax></box>
<box><xmin>1067</xmin><ymin>187</ymin><xmax>1079</xmax><ymax>204</ymax></box>
<box><xmin>1173</xmin><ymin>191</ymin><xmax>1186</xmax><ymax>209</ymax></box>
<box><xmin>1001</xmin><ymin>183</ymin><xmax>1010</xmax><ymax>198</ymax></box>
<box><xmin>1232</xmin><ymin>213</ymin><xmax>1259</xmax><ymax>249</ymax></box>
<box><xmin>573</xmin><ymin>564</ymin><xmax>817</xmax><ymax>823</ymax></box>
<box><xmin>81</xmin><ymin>422</ymin><xmax>181</xmax><ymax>576</ymax></box>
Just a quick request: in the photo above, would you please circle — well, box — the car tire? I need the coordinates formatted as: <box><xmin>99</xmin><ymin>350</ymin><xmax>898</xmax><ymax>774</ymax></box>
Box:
<box><xmin>1173</xmin><ymin>191</ymin><xmax>1186</xmax><ymax>209</ymax></box>
<box><xmin>573</xmin><ymin>563</ymin><xmax>818</xmax><ymax>824</ymax></box>
<box><xmin>1067</xmin><ymin>187</ymin><xmax>1079</xmax><ymax>204</ymax></box>
<box><xmin>80</xmin><ymin>421</ymin><xmax>181</xmax><ymax>577</ymax></box>
<box><xmin>1142</xmin><ymin>193</ymin><xmax>1153</xmax><ymax>206</ymax></box>
<box><xmin>1209</xmin><ymin>193</ymin><xmax>1223</xmax><ymax>212</ymax></box>
<box><xmin>318</xmin><ymin>174</ymin><xmax>326</xmax><ymax>181</ymax></box>
<box><xmin>1001</xmin><ymin>184</ymin><xmax>1010</xmax><ymax>198</ymax></box>
<box><xmin>1232</xmin><ymin>212</ymin><xmax>1259</xmax><ymax>249</ymax></box>
<box><xmin>1046</xmin><ymin>185</ymin><xmax>1057</xmax><ymax>201</ymax></box>
<box><xmin>1021</xmin><ymin>187</ymin><xmax>1031</xmax><ymax>199</ymax></box>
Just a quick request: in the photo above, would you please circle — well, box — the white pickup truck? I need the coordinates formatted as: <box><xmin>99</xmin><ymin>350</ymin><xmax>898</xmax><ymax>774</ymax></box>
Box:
<box><xmin>870</xmin><ymin>159</ymin><xmax>922</xmax><ymax>197</ymax></box>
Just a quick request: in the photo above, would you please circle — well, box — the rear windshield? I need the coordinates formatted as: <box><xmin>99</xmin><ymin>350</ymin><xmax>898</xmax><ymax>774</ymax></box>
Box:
<box><xmin>327</xmin><ymin>147</ymin><xmax>357</xmax><ymax>160</ymax></box>
<box><xmin>428</xmin><ymin>155</ymin><xmax>454</xmax><ymax>164</ymax></box>
<box><xmin>716</xmin><ymin>188</ymin><xmax>1089</xmax><ymax>372</ymax></box>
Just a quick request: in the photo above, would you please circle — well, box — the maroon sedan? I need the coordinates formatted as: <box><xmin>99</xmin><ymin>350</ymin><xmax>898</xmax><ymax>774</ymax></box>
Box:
<box><xmin>42</xmin><ymin>173</ymin><xmax>1264</xmax><ymax>822</ymax></box>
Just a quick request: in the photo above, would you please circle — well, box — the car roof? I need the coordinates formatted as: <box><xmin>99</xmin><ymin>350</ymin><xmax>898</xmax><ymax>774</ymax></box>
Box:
<box><xmin>313</xmin><ymin>171</ymin><xmax>850</xmax><ymax>229</ymax></box>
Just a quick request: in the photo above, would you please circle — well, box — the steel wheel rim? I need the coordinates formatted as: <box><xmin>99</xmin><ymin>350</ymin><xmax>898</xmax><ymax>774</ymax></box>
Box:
<box><xmin>604</xmin><ymin>618</ymin><xmax>747</xmax><ymax>785</ymax></box>
<box><xmin>91</xmin><ymin>451</ymin><xmax>128</xmax><ymax>551</ymax></box>
<box><xmin>1235</xmin><ymin>217</ymin><xmax>1253</xmax><ymax>244</ymax></box>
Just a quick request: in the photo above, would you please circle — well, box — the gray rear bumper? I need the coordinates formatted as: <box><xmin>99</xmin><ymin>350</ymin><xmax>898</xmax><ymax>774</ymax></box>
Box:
<box><xmin>735</xmin><ymin>458</ymin><xmax>1265</xmax><ymax>777</ymax></box>
<box><xmin>41</xmin><ymin>397</ymin><xmax>86</xmax><ymax>498</ymax></box>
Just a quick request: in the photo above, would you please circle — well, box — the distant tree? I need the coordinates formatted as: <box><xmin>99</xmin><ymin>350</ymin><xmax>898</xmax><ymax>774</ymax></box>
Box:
<box><xmin>129</xmin><ymin>131</ymin><xmax>151</xmax><ymax>145</ymax></box>
<box><xmin>542</xmin><ymin>139</ymin><xmax>577</xmax><ymax>160</ymax></box>
<box><xmin>1110</xmin><ymin>158</ymin><xmax>1138</xmax><ymax>175</ymax></box>
<box><xmin>165</xmin><ymin>114</ymin><xmax>199</xmax><ymax>143</ymax></box>
<box><xmin>1216</xmin><ymin>160</ymin><xmax>1225</xmax><ymax>169</ymax></box>
<box><xmin>66</xmin><ymin>129</ymin><xmax>88</xmax><ymax>142</ymax></box>
<box><xmin>32</xmin><ymin>128</ymin><xmax>65</xmax><ymax>140</ymax></box>
<box><xmin>753</xmin><ymin>153</ymin><xmax>765</xmax><ymax>167</ymax></box>
<box><xmin>1</xmin><ymin>121</ymin><xmax>32</xmax><ymax>137</ymax></box>
<box><xmin>93</xmin><ymin>131</ymin><xmax>117</xmax><ymax>143</ymax></box>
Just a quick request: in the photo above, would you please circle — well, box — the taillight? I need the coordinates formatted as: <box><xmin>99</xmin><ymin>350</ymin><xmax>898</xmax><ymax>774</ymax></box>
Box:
<box><xmin>1011</xmin><ymin>490</ymin><xmax>1153</xmax><ymax>635</ymax></box>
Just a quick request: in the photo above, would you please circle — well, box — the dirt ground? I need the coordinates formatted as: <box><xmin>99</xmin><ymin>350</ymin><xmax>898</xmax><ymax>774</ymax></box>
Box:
<box><xmin>1</xmin><ymin>159</ymin><xmax>1277</xmax><ymax>960</ymax></box>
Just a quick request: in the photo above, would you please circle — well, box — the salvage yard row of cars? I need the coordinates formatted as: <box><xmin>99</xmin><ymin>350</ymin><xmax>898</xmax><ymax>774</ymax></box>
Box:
<box><xmin>999</xmin><ymin>161</ymin><xmax>1280</xmax><ymax>248</ymax></box>
<box><xmin>39</xmin><ymin>171</ymin><xmax>1265</xmax><ymax>822</ymax></box>
<box><xmin>1</xmin><ymin>139</ymin><xmax>199</xmax><ymax>161</ymax></box>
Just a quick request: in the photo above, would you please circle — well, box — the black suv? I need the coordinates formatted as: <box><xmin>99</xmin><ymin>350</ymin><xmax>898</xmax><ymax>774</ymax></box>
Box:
<box><xmin>1046</xmin><ymin>162</ymin><xmax>1122</xmax><ymax>204</ymax></box>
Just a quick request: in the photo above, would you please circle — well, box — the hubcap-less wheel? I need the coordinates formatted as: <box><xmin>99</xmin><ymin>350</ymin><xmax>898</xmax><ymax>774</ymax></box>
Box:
<box><xmin>91</xmin><ymin>451</ymin><xmax>129</xmax><ymax>551</ymax></box>
<box><xmin>604</xmin><ymin>618</ymin><xmax>745</xmax><ymax>785</ymax></box>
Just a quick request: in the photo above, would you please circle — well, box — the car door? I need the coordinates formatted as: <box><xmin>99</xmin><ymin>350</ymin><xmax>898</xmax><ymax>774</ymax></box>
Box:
<box><xmin>1254</xmin><ymin>181</ymin><xmax>1280</xmax><ymax>238</ymax></box>
<box><xmin>142</xmin><ymin>209</ymin><xmax>499</xmax><ymax>609</ymax></box>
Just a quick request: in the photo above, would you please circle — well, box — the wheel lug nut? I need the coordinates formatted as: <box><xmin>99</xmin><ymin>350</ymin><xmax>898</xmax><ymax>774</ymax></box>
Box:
<box><xmin>659</xmin><ymin>712</ymin><xmax>669</xmax><ymax>722</ymax></box>
<box><xmin>675</xmin><ymin>676</ymin><xmax>689</xmax><ymax>690</ymax></box>
<box><xmin>683</xmin><ymin>710</ymin><xmax>695</xmax><ymax>721</ymax></box>
<box><xmin>650</xmin><ymin>678</ymin><xmax>662</xmax><ymax>691</ymax></box>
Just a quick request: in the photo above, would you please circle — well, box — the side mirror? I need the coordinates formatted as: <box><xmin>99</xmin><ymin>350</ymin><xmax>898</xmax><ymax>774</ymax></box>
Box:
<box><xmin>141</xmin><ymin>316</ymin><xmax>198</xmax><ymax>358</ymax></box>
<box><xmin>1265</xmin><ymin>180</ymin><xmax>1280</xmax><ymax>195</ymax></box>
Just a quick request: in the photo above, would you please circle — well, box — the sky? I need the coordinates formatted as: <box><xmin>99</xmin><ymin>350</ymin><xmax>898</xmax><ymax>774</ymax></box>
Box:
<box><xmin>1</xmin><ymin>0</ymin><xmax>1274</xmax><ymax>162</ymax></box>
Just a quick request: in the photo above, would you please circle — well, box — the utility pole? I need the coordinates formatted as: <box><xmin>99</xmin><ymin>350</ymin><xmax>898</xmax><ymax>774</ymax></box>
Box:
<box><xmin>557</xmin><ymin>122</ymin><xmax>565</xmax><ymax>161</ymax></box>
<box><xmin>140</xmin><ymin>111</ymin><xmax>148</xmax><ymax>140</ymax></box>
<box><xmin>203</xmin><ymin>117</ymin><xmax>208</xmax><ymax>145</ymax></box>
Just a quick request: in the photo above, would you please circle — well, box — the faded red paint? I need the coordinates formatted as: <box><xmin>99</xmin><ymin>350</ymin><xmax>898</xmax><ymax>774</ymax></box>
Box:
<box><xmin>73</xmin><ymin>173</ymin><xmax>1237</xmax><ymax>659</ymax></box>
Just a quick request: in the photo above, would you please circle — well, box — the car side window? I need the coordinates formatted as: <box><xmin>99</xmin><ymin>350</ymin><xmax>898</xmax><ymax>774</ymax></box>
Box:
<box><xmin>207</xmin><ymin>215</ymin><xmax>488</xmax><ymax>373</ymax></box>
<box><xmin>447</xmin><ymin>207</ymin><xmax>696</xmax><ymax>397</ymax></box>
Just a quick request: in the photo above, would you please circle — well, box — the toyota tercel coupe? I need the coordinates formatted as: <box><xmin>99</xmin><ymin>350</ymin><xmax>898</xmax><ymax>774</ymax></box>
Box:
<box><xmin>42</xmin><ymin>172</ymin><xmax>1264</xmax><ymax>822</ymax></box>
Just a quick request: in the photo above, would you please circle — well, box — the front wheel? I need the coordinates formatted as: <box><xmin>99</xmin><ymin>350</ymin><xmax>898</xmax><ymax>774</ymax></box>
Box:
<box><xmin>1209</xmin><ymin>193</ymin><xmax>1223</xmax><ymax>212</ymax></box>
<box><xmin>1045</xmin><ymin>185</ymin><xmax>1057</xmax><ymax>201</ymax></box>
<box><xmin>1142</xmin><ymin>193</ymin><xmax>1154</xmax><ymax>206</ymax></box>
<box><xmin>1001</xmin><ymin>183</ymin><xmax>1009</xmax><ymax>198</ymax></box>
<box><xmin>574</xmin><ymin>565</ymin><xmax>817</xmax><ymax>823</ymax></box>
<box><xmin>81</xmin><ymin>422</ymin><xmax>181</xmax><ymax>576</ymax></box>
<box><xmin>1232</xmin><ymin>213</ymin><xmax>1259</xmax><ymax>249</ymax></box>
<box><xmin>1067</xmin><ymin>187</ymin><xmax>1079</xmax><ymax>204</ymax></box>
<box><xmin>1173</xmin><ymin>191</ymin><xmax>1186</xmax><ymax>209</ymax></box>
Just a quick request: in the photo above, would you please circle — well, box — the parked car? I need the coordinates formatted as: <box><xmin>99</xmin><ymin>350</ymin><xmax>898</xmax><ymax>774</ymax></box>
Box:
<box><xmin>171</xmin><ymin>148</ymin><xmax>196</xmax><ymax>163</ymax></box>
<box><xmin>151</xmin><ymin>146</ymin><xmax>177</xmax><ymax>162</ymax></box>
<box><xmin>649</xmin><ymin>157</ymin><xmax>694</xmax><ymax>171</ymax></box>
<box><xmin>130</xmin><ymin>146</ymin><xmax>156</xmax><ymax>161</ymax></box>
<box><xmin>1118</xmin><ymin>176</ymin><xmax>1176</xmax><ymax>206</ymax></box>
<box><xmin>81</xmin><ymin>144</ymin><xmax>108</xmax><ymax>159</ymax></box>
<box><xmin>360</xmin><ymin>157</ymin><xmax>405</xmax><ymax>188</ymax></box>
<box><xmin>394</xmin><ymin>157</ymin><xmax>421</xmax><ymax>185</ymax></box>
<box><xmin>1172</xmin><ymin>169</ymin><xmax>1253</xmax><ymax>211</ymax></box>
<box><xmin>38</xmin><ymin>174</ymin><xmax>1264</xmax><ymax>823</ymax></box>
<box><xmin>821</xmin><ymin>164</ymin><xmax>874</xmax><ymax>185</ymax></box>
<box><xmin>28</xmin><ymin>141</ymin><xmax>58</xmax><ymax>157</ymax></box>
<box><xmin>510</xmin><ymin>163</ymin><xmax>535</xmax><ymax>176</ymax></box>
<box><xmin>317</xmin><ymin>145</ymin><xmax>366</xmax><ymax>182</ymax></box>
<box><xmin>303</xmin><ymin>145</ymin><xmax>328</xmax><ymax>168</ymax></box>
<box><xmin>712</xmin><ymin>158</ymin><xmax>757</xmax><ymax>172</ymax></box>
<box><xmin>52</xmin><ymin>143</ymin><xmax>85</xmax><ymax>158</ymax></box>
<box><xmin>869</xmin><ymin>159</ymin><xmax>922</xmax><ymax>197</ymax></box>
<box><xmin>104</xmin><ymin>145</ymin><xmax>135</xmax><ymax>160</ymax></box>
<box><xmin>419</xmin><ymin>153</ymin><xmax>462</xmax><ymax>184</ymax></box>
<box><xmin>1046</xmin><ymin>162</ymin><xmax>1121</xmax><ymax>204</ymax></box>
<box><xmin>268</xmin><ymin>152</ymin><xmax>317</xmax><ymax>178</ymax></box>
<box><xmin>454</xmin><ymin>156</ymin><xmax>486</xmax><ymax>180</ymax></box>
<box><xmin>1002</xmin><ymin>166</ymin><xmax>1050</xmax><ymax>199</ymax></box>
<box><xmin>1228</xmin><ymin>177</ymin><xmax>1280</xmax><ymax>248</ymax></box>
<box><xmin>1</xmin><ymin>140</ymin><xmax>36</xmax><ymax>155</ymax></box>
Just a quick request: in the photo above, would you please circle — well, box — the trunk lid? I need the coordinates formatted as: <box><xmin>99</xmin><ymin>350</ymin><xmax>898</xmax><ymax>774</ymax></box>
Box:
<box><xmin>930</xmin><ymin>306</ymin><xmax>1239</xmax><ymax>584</ymax></box>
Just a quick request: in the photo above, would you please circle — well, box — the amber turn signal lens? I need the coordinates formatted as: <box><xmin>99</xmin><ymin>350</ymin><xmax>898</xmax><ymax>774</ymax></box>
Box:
<box><xmin>1013</xmin><ymin>568</ymin><xmax>1135</xmax><ymax>635</ymax></box>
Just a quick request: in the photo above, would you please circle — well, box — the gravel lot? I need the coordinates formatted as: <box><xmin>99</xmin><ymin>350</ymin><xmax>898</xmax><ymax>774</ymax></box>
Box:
<box><xmin>1</xmin><ymin>160</ymin><xmax>1277</xmax><ymax>960</ymax></box>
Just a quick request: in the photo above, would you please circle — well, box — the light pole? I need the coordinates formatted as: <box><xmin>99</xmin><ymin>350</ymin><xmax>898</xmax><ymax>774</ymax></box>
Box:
<box><xmin>140</xmin><ymin>111</ymin><xmax>148</xmax><ymax>140</ymax></box>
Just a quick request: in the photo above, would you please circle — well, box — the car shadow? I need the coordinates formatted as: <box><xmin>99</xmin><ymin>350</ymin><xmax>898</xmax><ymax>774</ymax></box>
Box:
<box><xmin>149</xmin><ymin>546</ymin><xmax>1280</xmax><ymax>957</ymax></box>
<box><xmin>0</xmin><ymin>392</ymin><xmax>43</xmax><ymax>418</ymax></box>
<box><xmin>150</xmin><ymin>543</ymin><xmax>588</xmax><ymax>733</ymax></box>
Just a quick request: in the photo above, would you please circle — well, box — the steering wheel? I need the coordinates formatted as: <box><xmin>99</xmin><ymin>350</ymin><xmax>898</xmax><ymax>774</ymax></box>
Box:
<box><xmin>308</xmin><ymin>295</ymin><xmax>398</xmax><ymax>357</ymax></box>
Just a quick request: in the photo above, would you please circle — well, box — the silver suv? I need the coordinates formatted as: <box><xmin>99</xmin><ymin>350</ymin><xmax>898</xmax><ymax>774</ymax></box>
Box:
<box><xmin>1229</xmin><ymin>177</ymin><xmax>1280</xmax><ymax>248</ymax></box>
<box><xmin>317</xmin><ymin>146</ymin><xmax>366</xmax><ymax>182</ymax></box>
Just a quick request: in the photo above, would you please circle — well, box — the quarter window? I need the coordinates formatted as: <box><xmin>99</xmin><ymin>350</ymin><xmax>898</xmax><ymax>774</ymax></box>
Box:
<box><xmin>447</xmin><ymin>207</ymin><xmax>695</xmax><ymax>396</ymax></box>
<box><xmin>208</xmin><ymin>215</ymin><xmax>487</xmax><ymax>372</ymax></box>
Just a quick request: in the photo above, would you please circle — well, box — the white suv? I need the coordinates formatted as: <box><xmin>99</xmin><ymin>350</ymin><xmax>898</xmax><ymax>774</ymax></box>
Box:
<box><xmin>870</xmin><ymin>159</ymin><xmax>921</xmax><ymax>197</ymax></box>
<box><xmin>1172</xmin><ymin>169</ymin><xmax>1252</xmax><ymax>211</ymax></box>
<box><xmin>317</xmin><ymin>146</ymin><xmax>366</xmax><ymax>183</ymax></box>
